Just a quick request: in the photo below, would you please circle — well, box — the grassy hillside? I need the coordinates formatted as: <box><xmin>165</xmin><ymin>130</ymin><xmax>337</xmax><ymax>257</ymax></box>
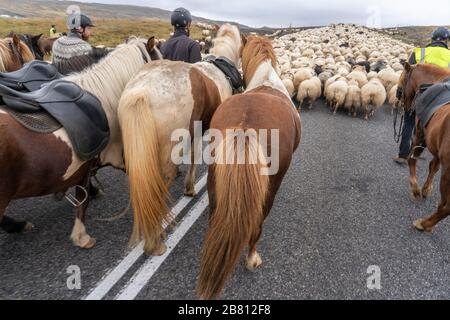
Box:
<box><xmin>0</xmin><ymin>18</ymin><xmax>207</xmax><ymax>47</ymax></box>
<box><xmin>387</xmin><ymin>26</ymin><xmax>450</xmax><ymax>47</ymax></box>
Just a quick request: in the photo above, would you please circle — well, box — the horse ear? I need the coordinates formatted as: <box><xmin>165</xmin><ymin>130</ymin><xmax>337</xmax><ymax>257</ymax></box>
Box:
<box><xmin>147</xmin><ymin>36</ymin><xmax>156</xmax><ymax>51</ymax></box>
<box><xmin>241</xmin><ymin>34</ymin><xmax>247</xmax><ymax>46</ymax></box>
<box><xmin>404</xmin><ymin>62</ymin><xmax>412</xmax><ymax>72</ymax></box>
<box><xmin>12</xmin><ymin>33</ymin><xmax>20</xmax><ymax>46</ymax></box>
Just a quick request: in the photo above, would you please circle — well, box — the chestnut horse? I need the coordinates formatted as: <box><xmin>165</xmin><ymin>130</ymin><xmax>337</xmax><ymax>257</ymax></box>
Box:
<box><xmin>0</xmin><ymin>38</ymin><xmax>161</xmax><ymax>248</ymax></box>
<box><xmin>117</xmin><ymin>24</ymin><xmax>242</xmax><ymax>255</ymax></box>
<box><xmin>197</xmin><ymin>35</ymin><xmax>301</xmax><ymax>299</ymax></box>
<box><xmin>398</xmin><ymin>62</ymin><xmax>450</xmax><ymax>232</ymax></box>
<box><xmin>0</xmin><ymin>35</ymin><xmax>34</xmax><ymax>72</ymax></box>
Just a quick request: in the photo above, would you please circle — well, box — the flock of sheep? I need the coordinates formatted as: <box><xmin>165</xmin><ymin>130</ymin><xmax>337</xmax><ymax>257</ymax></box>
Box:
<box><xmin>272</xmin><ymin>24</ymin><xmax>414</xmax><ymax>119</ymax></box>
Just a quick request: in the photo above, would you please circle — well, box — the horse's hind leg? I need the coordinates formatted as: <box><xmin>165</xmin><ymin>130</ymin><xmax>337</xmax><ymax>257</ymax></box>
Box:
<box><xmin>422</xmin><ymin>157</ymin><xmax>440</xmax><ymax>198</ymax></box>
<box><xmin>246</xmin><ymin>227</ymin><xmax>263</xmax><ymax>272</ymax></box>
<box><xmin>408</xmin><ymin>129</ymin><xmax>425</xmax><ymax>199</ymax></box>
<box><xmin>184</xmin><ymin>144</ymin><xmax>197</xmax><ymax>197</ymax></box>
<box><xmin>414</xmin><ymin>167</ymin><xmax>450</xmax><ymax>232</ymax></box>
<box><xmin>70</xmin><ymin>184</ymin><xmax>96</xmax><ymax>249</ymax></box>
<box><xmin>0</xmin><ymin>199</ymin><xmax>34</xmax><ymax>234</ymax></box>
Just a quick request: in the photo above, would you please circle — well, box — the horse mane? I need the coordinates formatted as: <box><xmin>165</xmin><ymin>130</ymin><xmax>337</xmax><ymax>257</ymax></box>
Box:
<box><xmin>416</xmin><ymin>63</ymin><xmax>450</xmax><ymax>81</ymax></box>
<box><xmin>241</xmin><ymin>36</ymin><xmax>277</xmax><ymax>85</ymax></box>
<box><xmin>0</xmin><ymin>38</ymin><xmax>34</xmax><ymax>71</ymax></box>
<box><xmin>210</xmin><ymin>24</ymin><xmax>241</xmax><ymax>65</ymax></box>
<box><xmin>65</xmin><ymin>39</ymin><xmax>150</xmax><ymax>114</ymax></box>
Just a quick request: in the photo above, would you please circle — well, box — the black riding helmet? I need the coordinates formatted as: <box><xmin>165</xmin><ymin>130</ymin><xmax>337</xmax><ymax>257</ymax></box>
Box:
<box><xmin>67</xmin><ymin>13</ymin><xmax>95</xmax><ymax>31</ymax></box>
<box><xmin>171</xmin><ymin>8</ymin><xmax>192</xmax><ymax>29</ymax></box>
<box><xmin>432</xmin><ymin>27</ymin><xmax>450</xmax><ymax>42</ymax></box>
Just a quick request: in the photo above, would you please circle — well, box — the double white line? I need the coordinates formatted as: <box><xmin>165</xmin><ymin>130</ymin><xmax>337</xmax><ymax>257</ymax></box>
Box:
<box><xmin>84</xmin><ymin>174</ymin><xmax>208</xmax><ymax>300</ymax></box>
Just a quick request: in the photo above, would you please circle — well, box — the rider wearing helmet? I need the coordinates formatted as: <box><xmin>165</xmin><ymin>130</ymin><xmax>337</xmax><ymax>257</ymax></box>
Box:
<box><xmin>160</xmin><ymin>8</ymin><xmax>202</xmax><ymax>63</ymax></box>
<box><xmin>393</xmin><ymin>27</ymin><xmax>450</xmax><ymax>165</ymax></box>
<box><xmin>52</xmin><ymin>13</ymin><xmax>110</xmax><ymax>75</ymax></box>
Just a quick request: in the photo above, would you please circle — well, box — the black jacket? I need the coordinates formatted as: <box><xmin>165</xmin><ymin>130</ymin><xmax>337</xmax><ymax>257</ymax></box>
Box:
<box><xmin>161</xmin><ymin>29</ymin><xmax>202</xmax><ymax>63</ymax></box>
<box><xmin>408</xmin><ymin>41</ymin><xmax>449</xmax><ymax>65</ymax></box>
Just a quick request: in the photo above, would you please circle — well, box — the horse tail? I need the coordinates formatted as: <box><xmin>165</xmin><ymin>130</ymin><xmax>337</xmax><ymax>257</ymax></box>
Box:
<box><xmin>118</xmin><ymin>88</ymin><xmax>170</xmax><ymax>254</ymax></box>
<box><xmin>197</xmin><ymin>131</ymin><xmax>269</xmax><ymax>299</ymax></box>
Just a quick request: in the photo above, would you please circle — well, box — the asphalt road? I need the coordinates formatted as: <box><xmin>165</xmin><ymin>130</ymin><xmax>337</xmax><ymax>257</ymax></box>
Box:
<box><xmin>1</xmin><ymin>99</ymin><xmax>449</xmax><ymax>300</ymax></box>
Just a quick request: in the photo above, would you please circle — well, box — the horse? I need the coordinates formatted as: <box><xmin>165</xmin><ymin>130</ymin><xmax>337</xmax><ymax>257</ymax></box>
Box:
<box><xmin>117</xmin><ymin>24</ymin><xmax>242</xmax><ymax>255</ymax></box>
<box><xmin>6</xmin><ymin>33</ymin><xmax>57</xmax><ymax>60</ymax></box>
<box><xmin>0</xmin><ymin>35</ymin><xmax>34</xmax><ymax>72</ymax></box>
<box><xmin>0</xmin><ymin>37</ymin><xmax>162</xmax><ymax>249</ymax></box>
<box><xmin>197</xmin><ymin>35</ymin><xmax>301</xmax><ymax>299</ymax></box>
<box><xmin>398</xmin><ymin>62</ymin><xmax>450</xmax><ymax>232</ymax></box>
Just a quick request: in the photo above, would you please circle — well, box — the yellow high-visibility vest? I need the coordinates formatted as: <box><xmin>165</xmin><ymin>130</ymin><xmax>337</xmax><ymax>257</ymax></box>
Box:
<box><xmin>415</xmin><ymin>46</ymin><xmax>450</xmax><ymax>69</ymax></box>
<box><xmin>49</xmin><ymin>28</ymin><xmax>56</xmax><ymax>37</ymax></box>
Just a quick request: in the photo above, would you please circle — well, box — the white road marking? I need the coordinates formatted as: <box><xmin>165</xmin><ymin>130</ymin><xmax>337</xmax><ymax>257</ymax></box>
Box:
<box><xmin>84</xmin><ymin>173</ymin><xmax>208</xmax><ymax>300</ymax></box>
<box><xmin>114</xmin><ymin>193</ymin><xmax>209</xmax><ymax>300</ymax></box>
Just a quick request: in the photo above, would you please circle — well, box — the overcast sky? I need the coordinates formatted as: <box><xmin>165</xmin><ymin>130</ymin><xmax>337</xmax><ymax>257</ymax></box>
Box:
<box><xmin>77</xmin><ymin>0</ymin><xmax>450</xmax><ymax>28</ymax></box>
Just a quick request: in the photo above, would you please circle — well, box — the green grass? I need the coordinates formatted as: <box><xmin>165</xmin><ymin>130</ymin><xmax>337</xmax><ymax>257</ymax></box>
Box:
<box><xmin>0</xmin><ymin>17</ymin><xmax>206</xmax><ymax>47</ymax></box>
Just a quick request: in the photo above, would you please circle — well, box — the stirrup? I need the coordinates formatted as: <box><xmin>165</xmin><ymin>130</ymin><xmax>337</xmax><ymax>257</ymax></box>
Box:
<box><xmin>64</xmin><ymin>185</ymin><xmax>88</xmax><ymax>208</ymax></box>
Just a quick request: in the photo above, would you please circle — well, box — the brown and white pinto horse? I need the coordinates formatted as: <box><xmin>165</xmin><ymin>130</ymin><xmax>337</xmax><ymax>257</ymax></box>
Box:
<box><xmin>0</xmin><ymin>35</ymin><xmax>34</xmax><ymax>72</ymax></box>
<box><xmin>0</xmin><ymin>38</ymin><xmax>161</xmax><ymax>248</ymax></box>
<box><xmin>117</xmin><ymin>24</ymin><xmax>242</xmax><ymax>256</ymax></box>
<box><xmin>398</xmin><ymin>63</ymin><xmax>450</xmax><ymax>232</ymax></box>
<box><xmin>197</xmin><ymin>35</ymin><xmax>301</xmax><ymax>299</ymax></box>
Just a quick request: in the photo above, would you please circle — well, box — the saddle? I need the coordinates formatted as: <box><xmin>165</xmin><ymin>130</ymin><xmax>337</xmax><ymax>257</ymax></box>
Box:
<box><xmin>0</xmin><ymin>60</ymin><xmax>62</xmax><ymax>91</ymax></box>
<box><xmin>204</xmin><ymin>55</ymin><xmax>244</xmax><ymax>93</ymax></box>
<box><xmin>0</xmin><ymin>80</ymin><xmax>110</xmax><ymax>161</ymax></box>
<box><xmin>415</xmin><ymin>78</ymin><xmax>450</xmax><ymax>127</ymax></box>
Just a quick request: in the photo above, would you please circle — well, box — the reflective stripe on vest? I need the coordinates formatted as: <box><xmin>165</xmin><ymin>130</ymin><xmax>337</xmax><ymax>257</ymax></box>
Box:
<box><xmin>415</xmin><ymin>46</ymin><xmax>450</xmax><ymax>69</ymax></box>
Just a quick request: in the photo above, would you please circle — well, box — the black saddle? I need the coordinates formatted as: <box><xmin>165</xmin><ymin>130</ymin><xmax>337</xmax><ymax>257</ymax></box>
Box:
<box><xmin>204</xmin><ymin>55</ymin><xmax>244</xmax><ymax>93</ymax></box>
<box><xmin>0</xmin><ymin>80</ymin><xmax>110</xmax><ymax>161</ymax></box>
<box><xmin>0</xmin><ymin>60</ymin><xmax>62</xmax><ymax>91</ymax></box>
<box><xmin>415</xmin><ymin>78</ymin><xmax>450</xmax><ymax>127</ymax></box>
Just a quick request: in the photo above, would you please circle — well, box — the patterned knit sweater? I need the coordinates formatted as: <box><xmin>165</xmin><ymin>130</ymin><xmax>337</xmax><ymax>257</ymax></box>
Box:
<box><xmin>51</xmin><ymin>32</ymin><xmax>109</xmax><ymax>75</ymax></box>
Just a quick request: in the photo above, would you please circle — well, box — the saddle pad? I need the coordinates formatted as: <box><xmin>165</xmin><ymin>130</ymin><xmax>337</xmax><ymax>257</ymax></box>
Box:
<box><xmin>204</xmin><ymin>55</ymin><xmax>244</xmax><ymax>92</ymax></box>
<box><xmin>416</xmin><ymin>79</ymin><xmax>450</xmax><ymax>127</ymax></box>
<box><xmin>0</xmin><ymin>105</ymin><xmax>61</xmax><ymax>133</ymax></box>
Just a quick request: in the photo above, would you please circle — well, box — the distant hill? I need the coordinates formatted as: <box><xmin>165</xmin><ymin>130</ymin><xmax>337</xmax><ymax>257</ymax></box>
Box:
<box><xmin>0</xmin><ymin>0</ymin><xmax>275</xmax><ymax>33</ymax></box>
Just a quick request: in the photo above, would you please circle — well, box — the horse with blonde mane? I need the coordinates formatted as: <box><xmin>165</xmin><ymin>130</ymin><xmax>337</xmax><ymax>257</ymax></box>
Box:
<box><xmin>0</xmin><ymin>37</ymin><xmax>161</xmax><ymax>248</ymax></box>
<box><xmin>0</xmin><ymin>35</ymin><xmax>34</xmax><ymax>72</ymax></box>
<box><xmin>197</xmin><ymin>35</ymin><xmax>301</xmax><ymax>299</ymax></box>
<box><xmin>117</xmin><ymin>24</ymin><xmax>242</xmax><ymax>255</ymax></box>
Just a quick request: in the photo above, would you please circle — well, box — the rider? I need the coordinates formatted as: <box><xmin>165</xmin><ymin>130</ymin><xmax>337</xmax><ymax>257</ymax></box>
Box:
<box><xmin>49</xmin><ymin>25</ymin><xmax>57</xmax><ymax>38</ymax></box>
<box><xmin>160</xmin><ymin>8</ymin><xmax>202</xmax><ymax>63</ymax></box>
<box><xmin>52</xmin><ymin>13</ymin><xmax>110</xmax><ymax>75</ymax></box>
<box><xmin>393</xmin><ymin>27</ymin><xmax>450</xmax><ymax>165</ymax></box>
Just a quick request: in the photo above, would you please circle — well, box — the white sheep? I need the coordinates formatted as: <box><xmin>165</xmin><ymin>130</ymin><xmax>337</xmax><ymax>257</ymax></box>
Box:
<box><xmin>361</xmin><ymin>78</ymin><xmax>387</xmax><ymax>120</ymax></box>
<box><xmin>297</xmin><ymin>77</ymin><xmax>322</xmax><ymax>110</ymax></box>
<box><xmin>282</xmin><ymin>78</ymin><xmax>295</xmax><ymax>97</ymax></box>
<box><xmin>326</xmin><ymin>78</ymin><xmax>349</xmax><ymax>114</ymax></box>
<box><xmin>344</xmin><ymin>80</ymin><xmax>362</xmax><ymax>117</ymax></box>
<box><xmin>293</xmin><ymin>68</ymin><xmax>314</xmax><ymax>87</ymax></box>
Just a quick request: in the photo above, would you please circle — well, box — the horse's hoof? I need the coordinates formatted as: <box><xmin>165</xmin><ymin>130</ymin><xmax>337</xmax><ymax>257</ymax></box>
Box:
<box><xmin>421</xmin><ymin>186</ymin><xmax>433</xmax><ymax>198</ymax></box>
<box><xmin>79</xmin><ymin>235</ymin><xmax>96</xmax><ymax>249</ymax></box>
<box><xmin>411</xmin><ymin>188</ymin><xmax>422</xmax><ymax>200</ymax></box>
<box><xmin>22</xmin><ymin>222</ymin><xmax>34</xmax><ymax>233</ymax></box>
<box><xmin>146</xmin><ymin>242</ymin><xmax>167</xmax><ymax>256</ymax></box>
<box><xmin>246</xmin><ymin>252</ymin><xmax>262</xmax><ymax>272</ymax></box>
<box><xmin>90</xmin><ymin>187</ymin><xmax>105</xmax><ymax>200</ymax></box>
<box><xmin>413</xmin><ymin>218</ymin><xmax>432</xmax><ymax>232</ymax></box>
<box><xmin>184</xmin><ymin>188</ymin><xmax>196</xmax><ymax>197</ymax></box>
